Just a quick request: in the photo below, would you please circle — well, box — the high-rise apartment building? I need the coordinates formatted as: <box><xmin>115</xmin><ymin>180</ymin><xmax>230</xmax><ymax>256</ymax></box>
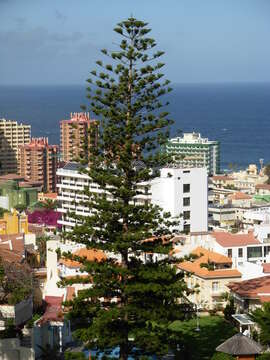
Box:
<box><xmin>19</xmin><ymin>138</ymin><xmax>59</xmax><ymax>192</ymax></box>
<box><xmin>56</xmin><ymin>163</ymin><xmax>208</xmax><ymax>234</ymax></box>
<box><xmin>60</xmin><ymin>112</ymin><xmax>97</xmax><ymax>163</ymax></box>
<box><xmin>164</xmin><ymin>132</ymin><xmax>220</xmax><ymax>175</ymax></box>
<box><xmin>0</xmin><ymin>119</ymin><xmax>31</xmax><ymax>175</ymax></box>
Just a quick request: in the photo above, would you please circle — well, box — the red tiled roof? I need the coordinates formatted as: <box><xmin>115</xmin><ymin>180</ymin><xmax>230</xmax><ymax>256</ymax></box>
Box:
<box><xmin>0</xmin><ymin>234</ymin><xmax>25</xmax><ymax>262</ymax></box>
<box><xmin>229</xmin><ymin>276</ymin><xmax>270</xmax><ymax>299</ymax></box>
<box><xmin>211</xmin><ymin>231</ymin><xmax>260</xmax><ymax>247</ymax></box>
<box><xmin>228</xmin><ymin>192</ymin><xmax>252</xmax><ymax>200</ymax></box>
<box><xmin>255</xmin><ymin>184</ymin><xmax>270</xmax><ymax>190</ymax></box>
<box><xmin>262</xmin><ymin>263</ymin><xmax>270</xmax><ymax>273</ymax></box>
<box><xmin>259</xmin><ymin>295</ymin><xmax>270</xmax><ymax>303</ymax></box>
<box><xmin>212</xmin><ymin>175</ymin><xmax>234</xmax><ymax>181</ymax></box>
<box><xmin>43</xmin><ymin>193</ymin><xmax>57</xmax><ymax>200</ymax></box>
<box><xmin>38</xmin><ymin>296</ymin><xmax>64</xmax><ymax>324</ymax></box>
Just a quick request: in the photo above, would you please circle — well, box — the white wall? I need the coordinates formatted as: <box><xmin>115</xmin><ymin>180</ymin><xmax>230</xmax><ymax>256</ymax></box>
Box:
<box><xmin>151</xmin><ymin>167</ymin><xmax>208</xmax><ymax>233</ymax></box>
<box><xmin>254</xmin><ymin>223</ymin><xmax>270</xmax><ymax>242</ymax></box>
<box><xmin>57</xmin><ymin>166</ymin><xmax>208</xmax><ymax>234</ymax></box>
<box><xmin>44</xmin><ymin>240</ymin><xmax>65</xmax><ymax>298</ymax></box>
<box><xmin>0</xmin><ymin>196</ymin><xmax>9</xmax><ymax>210</ymax></box>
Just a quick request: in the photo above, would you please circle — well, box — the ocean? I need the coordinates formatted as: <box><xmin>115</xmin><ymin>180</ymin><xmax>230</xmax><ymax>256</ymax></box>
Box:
<box><xmin>0</xmin><ymin>83</ymin><xmax>270</xmax><ymax>171</ymax></box>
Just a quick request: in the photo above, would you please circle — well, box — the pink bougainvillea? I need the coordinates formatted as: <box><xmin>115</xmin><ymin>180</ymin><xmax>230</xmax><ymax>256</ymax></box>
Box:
<box><xmin>27</xmin><ymin>210</ymin><xmax>61</xmax><ymax>228</ymax></box>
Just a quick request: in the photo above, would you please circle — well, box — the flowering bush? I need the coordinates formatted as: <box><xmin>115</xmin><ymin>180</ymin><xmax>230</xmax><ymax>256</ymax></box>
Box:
<box><xmin>27</xmin><ymin>209</ymin><xmax>61</xmax><ymax>228</ymax></box>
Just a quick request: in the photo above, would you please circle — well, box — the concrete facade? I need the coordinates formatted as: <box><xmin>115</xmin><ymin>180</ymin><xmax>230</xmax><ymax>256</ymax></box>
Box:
<box><xmin>151</xmin><ymin>167</ymin><xmax>208</xmax><ymax>233</ymax></box>
<box><xmin>0</xmin><ymin>119</ymin><xmax>31</xmax><ymax>176</ymax></box>
<box><xmin>60</xmin><ymin>112</ymin><xmax>97</xmax><ymax>163</ymax></box>
<box><xmin>19</xmin><ymin>138</ymin><xmax>58</xmax><ymax>192</ymax></box>
<box><xmin>165</xmin><ymin>132</ymin><xmax>220</xmax><ymax>175</ymax></box>
<box><xmin>57</xmin><ymin>163</ymin><xmax>208</xmax><ymax>234</ymax></box>
<box><xmin>0</xmin><ymin>175</ymin><xmax>40</xmax><ymax>211</ymax></box>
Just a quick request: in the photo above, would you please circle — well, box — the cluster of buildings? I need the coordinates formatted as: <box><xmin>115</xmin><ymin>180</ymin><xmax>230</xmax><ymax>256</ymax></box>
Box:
<box><xmin>0</xmin><ymin>115</ymin><xmax>270</xmax><ymax>357</ymax></box>
<box><xmin>0</xmin><ymin>113</ymin><xmax>96</xmax><ymax>193</ymax></box>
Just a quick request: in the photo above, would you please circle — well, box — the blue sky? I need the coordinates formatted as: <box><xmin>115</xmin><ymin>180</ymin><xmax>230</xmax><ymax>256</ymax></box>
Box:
<box><xmin>0</xmin><ymin>0</ymin><xmax>270</xmax><ymax>85</ymax></box>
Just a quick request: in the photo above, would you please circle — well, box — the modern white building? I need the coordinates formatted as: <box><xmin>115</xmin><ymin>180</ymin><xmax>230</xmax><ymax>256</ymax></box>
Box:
<box><xmin>151</xmin><ymin>167</ymin><xmax>208</xmax><ymax>233</ymax></box>
<box><xmin>243</xmin><ymin>207</ymin><xmax>270</xmax><ymax>226</ymax></box>
<box><xmin>164</xmin><ymin>132</ymin><xmax>220</xmax><ymax>175</ymax></box>
<box><xmin>57</xmin><ymin>163</ymin><xmax>208</xmax><ymax>234</ymax></box>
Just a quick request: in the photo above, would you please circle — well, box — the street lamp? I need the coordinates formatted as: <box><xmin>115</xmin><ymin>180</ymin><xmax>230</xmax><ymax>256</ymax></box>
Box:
<box><xmin>195</xmin><ymin>303</ymin><xmax>200</xmax><ymax>332</ymax></box>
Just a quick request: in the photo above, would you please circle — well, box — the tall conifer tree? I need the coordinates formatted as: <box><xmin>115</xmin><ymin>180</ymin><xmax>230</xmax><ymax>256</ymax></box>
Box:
<box><xmin>63</xmin><ymin>17</ymin><xmax>190</xmax><ymax>359</ymax></box>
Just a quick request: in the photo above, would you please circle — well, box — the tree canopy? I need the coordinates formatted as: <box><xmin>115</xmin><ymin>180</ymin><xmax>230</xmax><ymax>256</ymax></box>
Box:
<box><xmin>62</xmin><ymin>17</ymin><xmax>190</xmax><ymax>359</ymax></box>
<box><xmin>253</xmin><ymin>302</ymin><xmax>270</xmax><ymax>346</ymax></box>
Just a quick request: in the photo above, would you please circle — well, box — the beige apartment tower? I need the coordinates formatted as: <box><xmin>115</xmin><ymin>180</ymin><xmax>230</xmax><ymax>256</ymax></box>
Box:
<box><xmin>19</xmin><ymin>138</ymin><xmax>59</xmax><ymax>192</ymax></box>
<box><xmin>0</xmin><ymin>119</ymin><xmax>31</xmax><ymax>175</ymax></box>
<box><xmin>60</xmin><ymin>112</ymin><xmax>97</xmax><ymax>163</ymax></box>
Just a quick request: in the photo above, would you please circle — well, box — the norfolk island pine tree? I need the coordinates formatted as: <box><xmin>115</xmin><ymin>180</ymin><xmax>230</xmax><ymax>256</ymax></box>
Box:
<box><xmin>61</xmin><ymin>17</ymin><xmax>191</xmax><ymax>359</ymax></box>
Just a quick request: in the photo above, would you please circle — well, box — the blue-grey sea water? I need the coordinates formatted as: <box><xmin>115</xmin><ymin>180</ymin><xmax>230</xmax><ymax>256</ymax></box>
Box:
<box><xmin>0</xmin><ymin>83</ymin><xmax>270</xmax><ymax>170</ymax></box>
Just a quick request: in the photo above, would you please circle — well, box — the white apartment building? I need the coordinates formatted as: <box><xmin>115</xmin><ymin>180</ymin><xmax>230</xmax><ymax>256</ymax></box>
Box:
<box><xmin>243</xmin><ymin>207</ymin><xmax>270</xmax><ymax>226</ymax></box>
<box><xmin>151</xmin><ymin>167</ymin><xmax>208</xmax><ymax>233</ymax></box>
<box><xmin>187</xmin><ymin>230</ymin><xmax>270</xmax><ymax>271</ymax></box>
<box><xmin>0</xmin><ymin>118</ymin><xmax>31</xmax><ymax>175</ymax></box>
<box><xmin>165</xmin><ymin>132</ymin><xmax>220</xmax><ymax>175</ymax></box>
<box><xmin>57</xmin><ymin>163</ymin><xmax>208</xmax><ymax>234</ymax></box>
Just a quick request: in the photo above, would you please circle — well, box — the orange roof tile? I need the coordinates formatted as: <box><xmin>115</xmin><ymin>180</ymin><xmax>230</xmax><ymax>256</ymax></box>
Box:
<box><xmin>60</xmin><ymin>248</ymin><xmax>106</xmax><ymax>268</ymax></box>
<box><xmin>229</xmin><ymin>276</ymin><xmax>270</xmax><ymax>299</ymax></box>
<box><xmin>177</xmin><ymin>247</ymin><xmax>241</xmax><ymax>279</ymax></box>
<box><xmin>191</xmin><ymin>247</ymin><xmax>232</xmax><ymax>264</ymax></box>
<box><xmin>211</xmin><ymin>231</ymin><xmax>260</xmax><ymax>247</ymax></box>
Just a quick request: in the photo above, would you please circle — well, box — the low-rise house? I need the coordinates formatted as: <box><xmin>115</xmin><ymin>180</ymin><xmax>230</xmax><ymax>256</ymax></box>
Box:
<box><xmin>0</xmin><ymin>173</ymin><xmax>41</xmax><ymax>211</ymax></box>
<box><xmin>0</xmin><ymin>210</ymin><xmax>29</xmax><ymax>235</ymax></box>
<box><xmin>34</xmin><ymin>295</ymin><xmax>72</xmax><ymax>358</ymax></box>
<box><xmin>211</xmin><ymin>231</ymin><xmax>266</xmax><ymax>267</ymax></box>
<box><xmin>227</xmin><ymin>192</ymin><xmax>252</xmax><ymax>208</ymax></box>
<box><xmin>208</xmin><ymin>204</ymin><xmax>236</xmax><ymax>228</ymax></box>
<box><xmin>211</xmin><ymin>175</ymin><xmax>234</xmax><ymax>189</ymax></box>
<box><xmin>231</xmin><ymin>165</ymin><xmax>267</xmax><ymax>194</ymax></box>
<box><xmin>177</xmin><ymin>247</ymin><xmax>242</xmax><ymax>309</ymax></box>
<box><xmin>38</xmin><ymin>192</ymin><xmax>58</xmax><ymax>203</ymax></box>
<box><xmin>243</xmin><ymin>206</ymin><xmax>270</xmax><ymax>226</ymax></box>
<box><xmin>229</xmin><ymin>276</ymin><xmax>270</xmax><ymax>313</ymax></box>
<box><xmin>255</xmin><ymin>183</ymin><xmax>270</xmax><ymax>196</ymax></box>
<box><xmin>59</xmin><ymin>248</ymin><xmax>106</xmax><ymax>279</ymax></box>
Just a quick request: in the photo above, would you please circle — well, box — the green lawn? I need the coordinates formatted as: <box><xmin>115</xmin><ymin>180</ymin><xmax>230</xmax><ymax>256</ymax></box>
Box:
<box><xmin>169</xmin><ymin>315</ymin><xmax>237</xmax><ymax>360</ymax></box>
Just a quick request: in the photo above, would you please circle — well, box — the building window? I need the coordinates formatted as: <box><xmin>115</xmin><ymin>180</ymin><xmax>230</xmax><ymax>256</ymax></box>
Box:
<box><xmin>247</xmin><ymin>246</ymin><xmax>262</xmax><ymax>259</ymax></box>
<box><xmin>183</xmin><ymin>224</ymin><xmax>190</xmax><ymax>234</ymax></box>
<box><xmin>183</xmin><ymin>197</ymin><xmax>190</xmax><ymax>206</ymax></box>
<box><xmin>183</xmin><ymin>184</ymin><xmax>190</xmax><ymax>193</ymax></box>
<box><xmin>264</xmin><ymin>246</ymin><xmax>270</xmax><ymax>257</ymax></box>
<box><xmin>238</xmin><ymin>248</ymin><xmax>243</xmax><ymax>258</ymax></box>
<box><xmin>183</xmin><ymin>211</ymin><xmax>190</xmax><ymax>220</ymax></box>
<box><xmin>212</xmin><ymin>281</ymin><xmax>219</xmax><ymax>292</ymax></box>
<box><xmin>227</xmin><ymin>248</ymin><xmax>232</xmax><ymax>258</ymax></box>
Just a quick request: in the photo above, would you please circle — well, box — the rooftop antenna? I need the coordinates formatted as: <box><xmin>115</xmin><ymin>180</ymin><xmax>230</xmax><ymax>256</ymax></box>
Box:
<box><xmin>259</xmin><ymin>158</ymin><xmax>264</xmax><ymax>172</ymax></box>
